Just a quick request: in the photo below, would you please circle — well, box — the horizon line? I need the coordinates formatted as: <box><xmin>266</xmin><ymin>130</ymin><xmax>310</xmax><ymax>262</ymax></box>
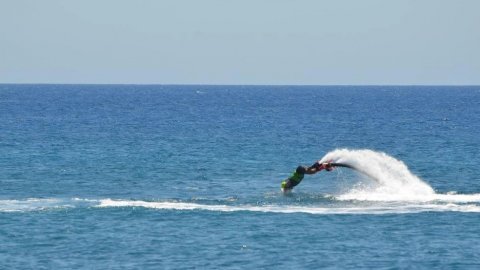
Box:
<box><xmin>1</xmin><ymin>82</ymin><xmax>479</xmax><ymax>87</ymax></box>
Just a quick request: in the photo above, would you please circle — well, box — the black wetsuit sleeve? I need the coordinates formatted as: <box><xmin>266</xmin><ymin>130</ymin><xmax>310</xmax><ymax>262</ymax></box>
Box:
<box><xmin>308</xmin><ymin>162</ymin><xmax>321</xmax><ymax>170</ymax></box>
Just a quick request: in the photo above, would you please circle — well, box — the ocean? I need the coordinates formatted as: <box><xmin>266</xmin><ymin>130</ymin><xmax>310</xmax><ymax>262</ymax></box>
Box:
<box><xmin>1</xmin><ymin>84</ymin><xmax>479</xmax><ymax>269</ymax></box>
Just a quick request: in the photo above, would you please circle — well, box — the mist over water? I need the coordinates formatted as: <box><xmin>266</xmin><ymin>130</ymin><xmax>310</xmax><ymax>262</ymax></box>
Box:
<box><xmin>321</xmin><ymin>149</ymin><xmax>434</xmax><ymax>201</ymax></box>
<box><xmin>321</xmin><ymin>149</ymin><xmax>480</xmax><ymax>203</ymax></box>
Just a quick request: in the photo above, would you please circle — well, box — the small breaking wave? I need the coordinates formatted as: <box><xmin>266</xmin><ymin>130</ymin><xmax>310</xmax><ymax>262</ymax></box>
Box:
<box><xmin>97</xmin><ymin>198</ymin><xmax>480</xmax><ymax>214</ymax></box>
<box><xmin>0</xmin><ymin>198</ymin><xmax>96</xmax><ymax>212</ymax></box>
<box><xmin>1</xmin><ymin>197</ymin><xmax>479</xmax><ymax>215</ymax></box>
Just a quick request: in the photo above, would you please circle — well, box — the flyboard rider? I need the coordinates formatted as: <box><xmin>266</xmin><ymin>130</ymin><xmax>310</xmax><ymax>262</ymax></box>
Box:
<box><xmin>281</xmin><ymin>161</ymin><xmax>334</xmax><ymax>192</ymax></box>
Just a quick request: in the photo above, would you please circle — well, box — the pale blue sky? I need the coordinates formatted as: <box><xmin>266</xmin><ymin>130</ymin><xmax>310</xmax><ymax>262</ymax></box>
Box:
<box><xmin>1</xmin><ymin>0</ymin><xmax>479</xmax><ymax>85</ymax></box>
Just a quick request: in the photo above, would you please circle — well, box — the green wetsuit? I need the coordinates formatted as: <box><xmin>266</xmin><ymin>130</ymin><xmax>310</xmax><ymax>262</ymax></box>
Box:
<box><xmin>281</xmin><ymin>171</ymin><xmax>305</xmax><ymax>190</ymax></box>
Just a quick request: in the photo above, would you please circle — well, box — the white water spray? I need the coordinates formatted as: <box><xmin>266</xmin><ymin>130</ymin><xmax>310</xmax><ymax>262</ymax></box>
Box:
<box><xmin>320</xmin><ymin>149</ymin><xmax>438</xmax><ymax>201</ymax></box>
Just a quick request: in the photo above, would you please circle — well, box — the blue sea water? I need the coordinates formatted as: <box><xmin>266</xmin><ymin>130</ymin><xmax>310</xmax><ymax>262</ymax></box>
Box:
<box><xmin>0</xmin><ymin>84</ymin><xmax>479</xmax><ymax>269</ymax></box>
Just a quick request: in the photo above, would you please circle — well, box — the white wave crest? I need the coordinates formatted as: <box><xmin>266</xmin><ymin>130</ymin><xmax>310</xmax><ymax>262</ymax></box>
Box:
<box><xmin>1</xmin><ymin>197</ymin><xmax>479</xmax><ymax>214</ymax></box>
<box><xmin>0</xmin><ymin>198</ymin><xmax>73</xmax><ymax>212</ymax></box>
<box><xmin>98</xmin><ymin>199</ymin><xmax>480</xmax><ymax>214</ymax></box>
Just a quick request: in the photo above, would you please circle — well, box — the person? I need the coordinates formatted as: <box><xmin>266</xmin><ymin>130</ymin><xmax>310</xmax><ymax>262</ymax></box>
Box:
<box><xmin>281</xmin><ymin>161</ymin><xmax>334</xmax><ymax>192</ymax></box>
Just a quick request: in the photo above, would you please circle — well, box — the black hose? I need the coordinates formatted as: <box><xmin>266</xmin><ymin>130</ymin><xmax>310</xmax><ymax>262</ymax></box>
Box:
<box><xmin>330</xmin><ymin>162</ymin><xmax>380</xmax><ymax>182</ymax></box>
<box><xmin>330</xmin><ymin>162</ymin><xmax>355</xmax><ymax>169</ymax></box>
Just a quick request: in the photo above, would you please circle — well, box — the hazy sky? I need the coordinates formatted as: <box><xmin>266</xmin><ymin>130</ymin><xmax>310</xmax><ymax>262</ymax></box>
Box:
<box><xmin>1</xmin><ymin>0</ymin><xmax>479</xmax><ymax>85</ymax></box>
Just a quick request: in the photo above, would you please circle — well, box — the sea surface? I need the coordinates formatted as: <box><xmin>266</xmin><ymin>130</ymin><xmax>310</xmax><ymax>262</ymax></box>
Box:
<box><xmin>1</xmin><ymin>84</ymin><xmax>479</xmax><ymax>269</ymax></box>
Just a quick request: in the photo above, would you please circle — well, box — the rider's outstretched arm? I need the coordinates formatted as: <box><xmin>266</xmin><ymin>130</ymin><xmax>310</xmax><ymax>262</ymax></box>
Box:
<box><xmin>306</xmin><ymin>162</ymin><xmax>334</xmax><ymax>174</ymax></box>
<box><xmin>305</xmin><ymin>166</ymin><xmax>321</xmax><ymax>174</ymax></box>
